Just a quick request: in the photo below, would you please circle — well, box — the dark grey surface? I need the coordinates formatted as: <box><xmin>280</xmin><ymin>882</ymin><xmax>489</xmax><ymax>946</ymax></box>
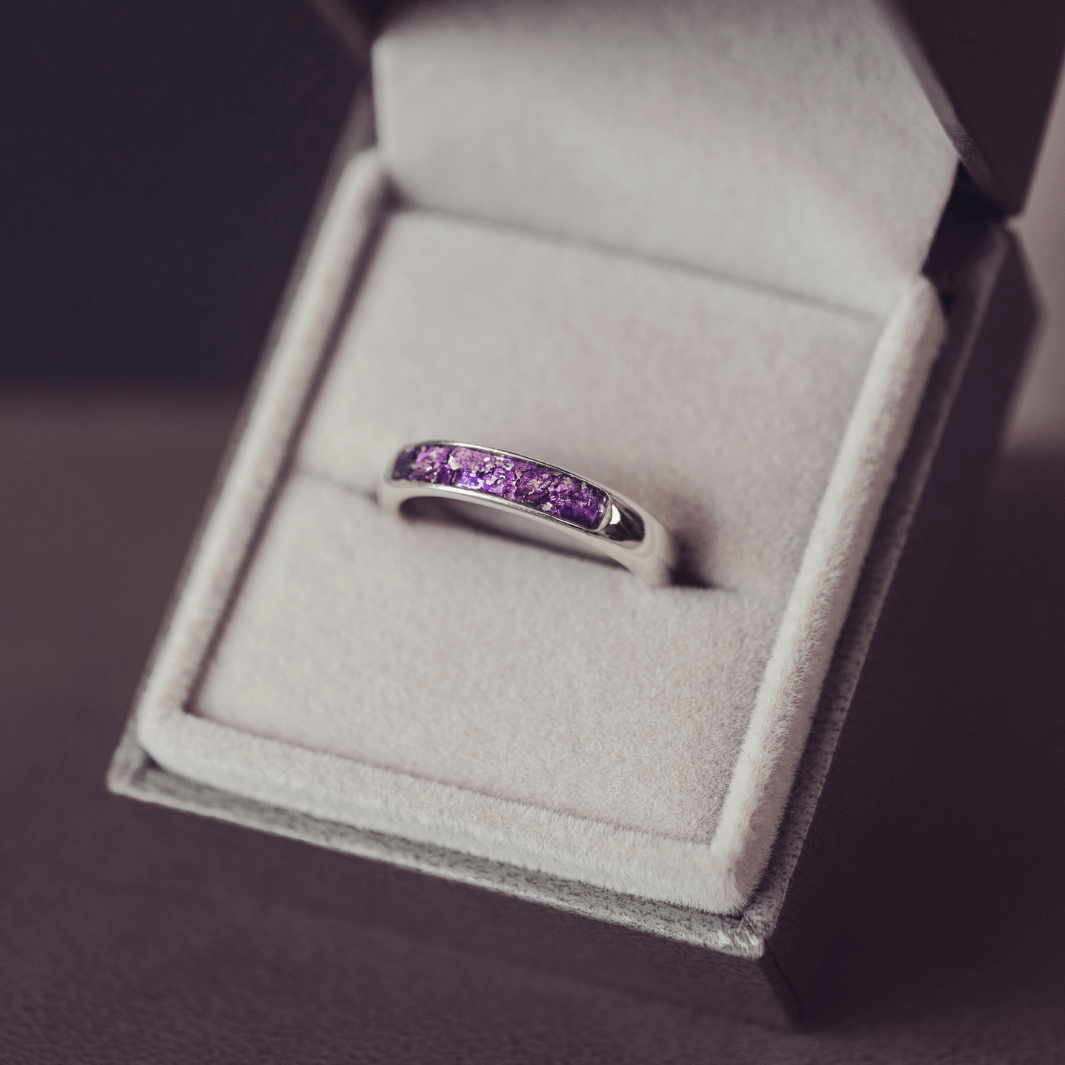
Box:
<box><xmin>2</xmin><ymin>387</ymin><xmax>1064</xmax><ymax>1062</ymax></box>
<box><xmin>0</xmin><ymin>0</ymin><xmax>357</xmax><ymax>384</ymax></box>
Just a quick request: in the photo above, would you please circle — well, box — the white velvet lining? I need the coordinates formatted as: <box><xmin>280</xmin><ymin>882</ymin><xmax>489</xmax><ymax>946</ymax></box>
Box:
<box><xmin>196</xmin><ymin>205</ymin><xmax>881</xmax><ymax>842</ymax></box>
<box><xmin>134</xmin><ymin>0</ymin><xmax>959</xmax><ymax>916</ymax></box>
<box><xmin>374</xmin><ymin>0</ymin><xmax>958</xmax><ymax>317</ymax></box>
<box><xmin>137</xmin><ymin>150</ymin><xmax>947</xmax><ymax>911</ymax></box>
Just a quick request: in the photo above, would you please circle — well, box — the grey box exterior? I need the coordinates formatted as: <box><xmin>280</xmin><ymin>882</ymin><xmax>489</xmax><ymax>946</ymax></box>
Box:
<box><xmin>108</xmin><ymin>162</ymin><xmax>1037</xmax><ymax>1021</ymax></box>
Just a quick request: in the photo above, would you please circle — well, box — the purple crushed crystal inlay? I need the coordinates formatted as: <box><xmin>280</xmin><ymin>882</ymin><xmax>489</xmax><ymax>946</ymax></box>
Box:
<box><xmin>392</xmin><ymin>444</ymin><xmax>608</xmax><ymax>530</ymax></box>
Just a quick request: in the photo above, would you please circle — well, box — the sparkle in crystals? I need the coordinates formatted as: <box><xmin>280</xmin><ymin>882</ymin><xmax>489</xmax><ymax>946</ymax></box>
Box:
<box><xmin>391</xmin><ymin>444</ymin><xmax>608</xmax><ymax>530</ymax></box>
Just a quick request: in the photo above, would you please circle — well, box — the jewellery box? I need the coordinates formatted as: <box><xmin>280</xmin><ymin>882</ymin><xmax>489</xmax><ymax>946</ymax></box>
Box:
<box><xmin>108</xmin><ymin>0</ymin><xmax>1065</xmax><ymax>1026</ymax></box>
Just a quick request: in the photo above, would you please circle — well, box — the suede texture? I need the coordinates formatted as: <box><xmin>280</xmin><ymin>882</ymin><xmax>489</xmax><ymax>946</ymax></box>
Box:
<box><xmin>198</xmin><ymin>206</ymin><xmax>879</xmax><ymax>847</ymax></box>
<box><xmin>136</xmin><ymin>0</ymin><xmax>957</xmax><ymax>913</ymax></box>
<box><xmin>374</xmin><ymin>0</ymin><xmax>957</xmax><ymax>317</ymax></box>
<box><xmin>139</xmin><ymin>156</ymin><xmax>946</xmax><ymax>912</ymax></box>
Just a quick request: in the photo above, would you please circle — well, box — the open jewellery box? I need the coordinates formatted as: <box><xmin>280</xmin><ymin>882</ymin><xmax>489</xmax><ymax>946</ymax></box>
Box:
<box><xmin>109</xmin><ymin>0</ymin><xmax>1065</xmax><ymax>1026</ymax></box>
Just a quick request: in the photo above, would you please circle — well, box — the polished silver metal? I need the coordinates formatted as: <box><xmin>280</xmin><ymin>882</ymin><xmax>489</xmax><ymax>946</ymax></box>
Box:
<box><xmin>380</xmin><ymin>441</ymin><xmax>677</xmax><ymax>588</ymax></box>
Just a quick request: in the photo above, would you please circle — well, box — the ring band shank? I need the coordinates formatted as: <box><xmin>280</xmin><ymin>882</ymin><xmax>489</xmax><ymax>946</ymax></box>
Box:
<box><xmin>380</xmin><ymin>442</ymin><xmax>676</xmax><ymax>588</ymax></box>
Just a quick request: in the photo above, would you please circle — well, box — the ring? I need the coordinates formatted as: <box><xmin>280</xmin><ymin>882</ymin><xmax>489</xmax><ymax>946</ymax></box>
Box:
<box><xmin>379</xmin><ymin>441</ymin><xmax>677</xmax><ymax>588</ymax></box>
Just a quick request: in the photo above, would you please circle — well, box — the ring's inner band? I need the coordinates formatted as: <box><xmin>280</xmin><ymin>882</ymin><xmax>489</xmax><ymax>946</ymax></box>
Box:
<box><xmin>391</xmin><ymin>443</ymin><xmax>632</xmax><ymax>537</ymax></box>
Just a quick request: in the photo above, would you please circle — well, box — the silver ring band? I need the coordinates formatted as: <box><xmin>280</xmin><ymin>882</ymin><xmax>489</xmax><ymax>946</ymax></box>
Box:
<box><xmin>380</xmin><ymin>442</ymin><xmax>677</xmax><ymax>588</ymax></box>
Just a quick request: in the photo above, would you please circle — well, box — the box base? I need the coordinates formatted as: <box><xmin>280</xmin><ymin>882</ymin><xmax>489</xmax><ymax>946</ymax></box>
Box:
<box><xmin>110</xmin><ymin>209</ymin><xmax>1035</xmax><ymax>1025</ymax></box>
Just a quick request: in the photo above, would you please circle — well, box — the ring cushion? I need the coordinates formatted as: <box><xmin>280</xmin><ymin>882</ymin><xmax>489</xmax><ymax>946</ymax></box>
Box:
<box><xmin>136</xmin><ymin>0</ymin><xmax>958</xmax><ymax>912</ymax></box>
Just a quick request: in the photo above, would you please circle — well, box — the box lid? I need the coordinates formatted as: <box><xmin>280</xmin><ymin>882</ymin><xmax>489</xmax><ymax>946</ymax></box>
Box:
<box><xmin>888</xmin><ymin>0</ymin><xmax>1065</xmax><ymax>214</ymax></box>
<box><xmin>314</xmin><ymin>0</ymin><xmax>1065</xmax><ymax>216</ymax></box>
